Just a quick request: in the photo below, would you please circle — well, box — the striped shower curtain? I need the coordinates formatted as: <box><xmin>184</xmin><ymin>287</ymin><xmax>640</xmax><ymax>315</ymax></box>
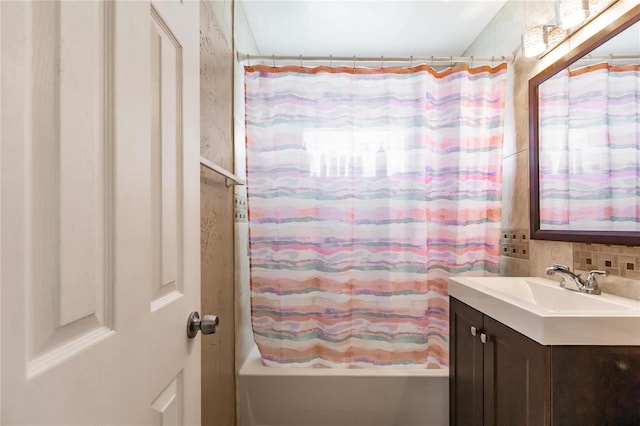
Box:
<box><xmin>245</xmin><ymin>64</ymin><xmax>508</xmax><ymax>368</ymax></box>
<box><xmin>538</xmin><ymin>63</ymin><xmax>640</xmax><ymax>231</ymax></box>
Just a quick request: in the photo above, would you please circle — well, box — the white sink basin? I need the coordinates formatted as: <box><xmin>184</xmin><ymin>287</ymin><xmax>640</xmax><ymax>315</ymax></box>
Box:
<box><xmin>477</xmin><ymin>278</ymin><xmax>638</xmax><ymax>313</ymax></box>
<box><xmin>448</xmin><ymin>276</ymin><xmax>640</xmax><ymax>345</ymax></box>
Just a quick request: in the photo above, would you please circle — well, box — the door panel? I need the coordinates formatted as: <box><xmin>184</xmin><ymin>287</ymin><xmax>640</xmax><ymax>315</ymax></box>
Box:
<box><xmin>483</xmin><ymin>316</ymin><xmax>549</xmax><ymax>426</ymax></box>
<box><xmin>150</xmin><ymin>5</ymin><xmax>184</xmax><ymax>311</ymax></box>
<box><xmin>1</xmin><ymin>1</ymin><xmax>201</xmax><ymax>424</ymax></box>
<box><xmin>151</xmin><ymin>371</ymin><xmax>184</xmax><ymax>426</ymax></box>
<box><xmin>27</xmin><ymin>0</ymin><xmax>114</xmax><ymax>377</ymax></box>
<box><xmin>147</xmin><ymin>1</ymin><xmax>201</xmax><ymax>422</ymax></box>
<box><xmin>449</xmin><ymin>298</ymin><xmax>484</xmax><ymax>426</ymax></box>
<box><xmin>551</xmin><ymin>346</ymin><xmax>640</xmax><ymax>425</ymax></box>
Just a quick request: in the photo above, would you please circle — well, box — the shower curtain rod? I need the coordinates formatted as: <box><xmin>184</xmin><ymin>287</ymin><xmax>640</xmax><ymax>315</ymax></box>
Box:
<box><xmin>237</xmin><ymin>52</ymin><xmax>514</xmax><ymax>65</ymax></box>
<box><xmin>573</xmin><ymin>53</ymin><xmax>640</xmax><ymax>63</ymax></box>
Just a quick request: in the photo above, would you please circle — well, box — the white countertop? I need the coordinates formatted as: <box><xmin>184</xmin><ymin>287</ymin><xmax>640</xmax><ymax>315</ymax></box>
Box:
<box><xmin>448</xmin><ymin>276</ymin><xmax>640</xmax><ymax>345</ymax></box>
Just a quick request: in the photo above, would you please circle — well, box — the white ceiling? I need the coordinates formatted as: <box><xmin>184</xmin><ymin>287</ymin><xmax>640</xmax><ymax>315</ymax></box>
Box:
<box><xmin>240</xmin><ymin>0</ymin><xmax>509</xmax><ymax>58</ymax></box>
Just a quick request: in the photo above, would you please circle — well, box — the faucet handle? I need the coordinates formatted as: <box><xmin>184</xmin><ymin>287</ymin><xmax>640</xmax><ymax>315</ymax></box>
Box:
<box><xmin>585</xmin><ymin>270</ymin><xmax>607</xmax><ymax>294</ymax></box>
<box><xmin>552</xmin><ymin>263</ymin><xmax>571</xmax><ymax>271</ymax></box>
<box><xmin>587</xmin><ymin>269</ymin><xmax>608</xmax><ymax>279</ymax></box>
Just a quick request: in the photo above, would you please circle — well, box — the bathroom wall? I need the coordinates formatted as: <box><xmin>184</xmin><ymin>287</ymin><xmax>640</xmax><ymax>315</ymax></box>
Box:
<box><xmin>465</xmin><ymin>0</ymin><xmax>640</xmax><ymax>300</ymax></box>
<box><xmin>232</xmin><ymin>1</ymin><xmax>259</xmax><ymax>422</ymax></box>
<box><xmin>200</xmin><ymin>1</ymin><xmax>235</xmax><ymax>424</ymax></box>
<box><xmin>200</xmin><ymin>1</ymin><xmax>258</xmax><ymax>423</ymax></box>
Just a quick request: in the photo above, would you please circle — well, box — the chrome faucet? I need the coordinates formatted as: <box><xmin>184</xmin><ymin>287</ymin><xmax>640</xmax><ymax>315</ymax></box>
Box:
<box><xmin>545</xmin><ymin>263</ymin><xmax>608</xmax><ymax>295</ymax></box>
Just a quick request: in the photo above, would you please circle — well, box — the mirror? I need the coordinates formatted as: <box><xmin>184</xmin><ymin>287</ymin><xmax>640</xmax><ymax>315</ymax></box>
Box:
<box><xmin>529</xmin><ymin>5</ymin><xmax>640</xmax><ymax>244</ymax></box>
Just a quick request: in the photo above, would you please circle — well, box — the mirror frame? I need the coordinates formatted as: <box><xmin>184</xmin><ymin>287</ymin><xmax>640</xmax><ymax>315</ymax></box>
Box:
<box><xmin>529</xmin><ymin>4</ymin><xmax>640</xmax><ymax>245</ymax></box>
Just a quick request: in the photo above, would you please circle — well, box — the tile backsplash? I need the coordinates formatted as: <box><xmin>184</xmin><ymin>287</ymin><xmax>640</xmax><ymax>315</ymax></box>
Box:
<box><xmin>573</xmin><ymin>243</ymin><xmax>640</xmax><ymax>300</ymax></box>
<box><xmin>573</xmin><ymin>243</ymin><xmax>640</xmax><ymax>280</ymax></box>
<box><xmin>501</xmin><ymin>228</ymin><xmax>529</xmax><ymax>260</ymax></box>
<box><xmin>234</xmin><ymin>193</ymin><xmax>248</xmax><ymax>222</ymax></box>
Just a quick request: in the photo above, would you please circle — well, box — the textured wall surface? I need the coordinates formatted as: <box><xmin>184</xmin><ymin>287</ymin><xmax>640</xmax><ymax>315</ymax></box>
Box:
<box><xmin>466</xmin><ymin>0</ymin><xmax>640</xmax><ymax>300</ymax></box>
<box><xmin>232</xmin><ymin>5</ymin><xmax>259</xmax><ymax>384</ymax></box>
<box><xmin>200</xmin><ymin>1</ymin><xmax>235</xmax><ymax>425</ymax></box>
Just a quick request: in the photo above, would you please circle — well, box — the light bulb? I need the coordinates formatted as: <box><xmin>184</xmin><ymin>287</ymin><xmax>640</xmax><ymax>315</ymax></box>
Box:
<box><xmin>588</xmin><ymin>0</ymin><xmax>611</xmax><ymax>15</ymax></box>
<box><xmin>555</xmin><ymin>0</ymin><xmax>589</xmax><ymax>30</ymax></box>
<box><xmin>522</xmin><ymin>25</ymin><xmax>548</xmax><ymax>57</ymax></box>
<box><xmin>546</xmin><ymin>25</ymin><xmax>569</xmax><ymax>47</ymax></box>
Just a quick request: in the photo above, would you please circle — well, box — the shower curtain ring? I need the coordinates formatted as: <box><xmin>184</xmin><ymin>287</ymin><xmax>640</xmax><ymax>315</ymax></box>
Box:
<box><xmin>491</xmin><ymin>55</ymin><xmax>495</xmax><ymax>66</ymax></box>
<box><xmin>430</xmin><ymin>56</ymin><xmax>434</xmax><ymax>67</ymax></box>
<box><xmin>299</xmin><ymin>54</ymin><xmax>303</xmax><ymax>68</ymax></box>
<box><xmin>381</xmin><ymin>56</ymin><xmax>384</xmax><ymax>69</ymax></box>
<box><xmin>450</xmin><ymin>56</ymin><xmax>453</xmax><ymax>67</ymax></box>
<box><xmin>609</xmin><ymin>54</ymin><xmax>613</xmax><ymax>66</ymax></box>
<box><xmin>248</xmin><ymin>53</ymin><xmax>251</xmax><ymax>67</ymax></box>
<box><xmin>353</xmin><ymin>55</ymin><xmax>356</xmax><ymax>71</ymax></box>
<box><xmin>409</xmin><ymin>55</ymin><xmax>413</xmax><ymax>67</ymax></box>
<box><xmin>330</xmin><ymin>55</ymin><xmax>333</xmax><ymax>67</ymax></box>
<box><xmin>272</xmin><ymin>54</ymin><xmax>276</xmax><ymax>69</ymax></box>
<box><xmin>470</xmin><ymin>56</ymin><xmax>474</xmax><ymax>67</ymax></box>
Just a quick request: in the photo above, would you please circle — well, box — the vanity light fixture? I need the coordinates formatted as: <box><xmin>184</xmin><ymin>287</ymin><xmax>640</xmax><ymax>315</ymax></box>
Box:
<box><xmin>555</xmin><ymin>0</ymin><xmax>589</xmax><ymax>29</ymax></box>
<box><xmin>545</xmin><ymin>25</ymin><xmax>569</xmax><ymax>48</ymax></box>
<box><xmin>521</xmin><ymin>0</ymin><xmax>615</xmax><ymax>58</ymax></box>
<box><xmin>522</xmin><ymin>25</ymin><xmax>548</xmax><ymax>57</ymax></box>
<box><xmin>587</xmin><ymin>0</ymin><xmax>611</xmax><ymax>15</ymax></box>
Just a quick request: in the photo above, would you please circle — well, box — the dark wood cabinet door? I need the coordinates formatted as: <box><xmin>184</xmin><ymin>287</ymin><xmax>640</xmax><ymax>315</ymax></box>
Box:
<box><xmin>450</xmin><ymin>298</ymin><xmax>485</xmax><ymax>426</ymax></box>
<box><xmin>483</xmin><ymin>316</ymin><xmax>550</xmax><ymax>426</ymax></box>
<box><xmin>551</xmin><ymin>346</ymin><xmax>640</xmax><ymax>426</ymax></box>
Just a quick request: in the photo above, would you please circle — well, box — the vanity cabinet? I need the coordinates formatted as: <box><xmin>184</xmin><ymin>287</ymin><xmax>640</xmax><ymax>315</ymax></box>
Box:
<box><xmin>450</xmin><ymin>297</ymin><xmax>640</xmax><ymax>426</ymax></box>
<box><xmin>449</xmin><ymin>297</ymin><xmax>484</xmax><ymax>426</ymax></box>
<box><xmin>450</xmin><ymin>297</ymin><xmax>548</xmax><ymax>426</ymax></box>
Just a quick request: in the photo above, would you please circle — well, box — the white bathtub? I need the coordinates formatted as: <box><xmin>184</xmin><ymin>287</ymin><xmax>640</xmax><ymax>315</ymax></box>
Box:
<box><xmin>238</xmin><ymin>345</ymin><xmax>449</xmax><ymax>426</ymax></box>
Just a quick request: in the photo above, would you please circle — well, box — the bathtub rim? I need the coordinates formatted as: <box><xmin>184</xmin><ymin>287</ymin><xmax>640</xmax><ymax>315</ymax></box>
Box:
<box><xmin>239</xmin><ymin>344</ymin><xmax>449</xmax><ymax>377</ymax></box>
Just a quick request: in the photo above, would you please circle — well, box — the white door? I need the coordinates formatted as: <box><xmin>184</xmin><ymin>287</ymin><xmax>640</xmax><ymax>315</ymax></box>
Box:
<box><xmin>1</xmin><ymin>1</ymin><xmax>202</xmax><ymax>424</ymax></box>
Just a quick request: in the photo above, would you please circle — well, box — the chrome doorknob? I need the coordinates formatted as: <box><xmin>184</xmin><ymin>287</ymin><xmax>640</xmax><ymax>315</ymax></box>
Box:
<box><xmin>186</xmin><ymin>311</ymin><xmax>219</xmax><ymax>338</ymax></box>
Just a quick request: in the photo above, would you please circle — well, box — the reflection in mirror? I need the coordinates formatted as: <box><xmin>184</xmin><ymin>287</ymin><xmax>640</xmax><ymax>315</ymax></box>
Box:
<box><xmin>538</xmin><ymin>21</ymin><xmax>639</xmax><ymax>232</ymax></box>
<box><xmin>530</xmin><ymin>6</ymin><xmax>640</xmax><ymax>244</ymax></box>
